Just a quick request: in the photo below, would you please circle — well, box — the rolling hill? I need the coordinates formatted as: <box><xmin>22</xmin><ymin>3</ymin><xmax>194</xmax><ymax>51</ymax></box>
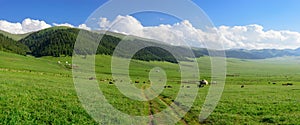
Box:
<box><xmin>2</xmin><ymin>27</ymin><xmax>300</xmax><ymax>60</ymax></box>
<box><xmin>224</xmin><ymin>48</ymin><xmax>300</xmax><ymax>59</ymax></box>
<box><xmin>0</xmin><ymin>30</ymin><xmax>30</xmax><ymax>41</ymax></box>
<box><xmin>1</xmin><ymin>50</ymin><xmax>300</xmax><ymax>124</ymax></box>
<box><xmin>19</xmin><ymin>27</ymin><xmax>195</xmax><ymax>63</ymax></box>
<box><xmin>1</xmin><ymin>27</ymin><xmax>300</xmax><ymax>124</ymax></box>
<box><xmin>0</xmin><ymin>33</ymin><xmax>29</xmax><ymax>55</ymax></box>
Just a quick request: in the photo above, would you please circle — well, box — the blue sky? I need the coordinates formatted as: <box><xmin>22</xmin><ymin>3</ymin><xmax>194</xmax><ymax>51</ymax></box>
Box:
<box><xmin>1</xmin><ymin>0</ymin><xmax>300</xmax><ymax>31</ymax></box>
<box><xmin>1</xmin><ymin>0</ymin><xmax>300</xmax><ymax>49</ymax></box>
<box><xmin>195</xmin><ymin>0</ymin><xmax>300</xmax><ymax>32</ymax></box>
<box><xmin>0</xmin><ymin>0</ymin><xmax>107</xmax><ymax>25</ymax></box>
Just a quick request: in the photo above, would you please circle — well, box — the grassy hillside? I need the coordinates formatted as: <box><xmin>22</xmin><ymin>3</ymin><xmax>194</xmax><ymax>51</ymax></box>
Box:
<box><xmin>0</xmin><ymin>51</ymin><xmax>95</xmax><ymax>124</ymax></box>
<box><xmin>3</xmin><ymin>27</ymin><xmax>300</xmax><ymax>60</ymax></box>
<box><xmin>0</xmin><ymin>51</ymin><xmax>300</xmax><ymax>124</ymax></box>
<box><xmin>0</xmin><ymin>30</ymin><xmax>30</xmax><ymax>41</ymax></box>
<box><xmin>19</xmin><ymin>27</ymin><xmax>198</xmax><ymax>63</ymax></box>
<box><xmin>0</xmin><ymin>33</ymin><xmax>29</xmax><ymax>55</ymax></box>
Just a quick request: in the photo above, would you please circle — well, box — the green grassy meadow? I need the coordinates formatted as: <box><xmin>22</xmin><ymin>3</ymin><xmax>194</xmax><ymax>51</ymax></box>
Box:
<box><xmin>0</xmin><ymin>30</ymin><xmax>30</xmax><ymax>41</ymax></box>
<box><xmin>0</xmin><ymin>51</ymin><xmax>300</xmax><ymax>124</ymax></box>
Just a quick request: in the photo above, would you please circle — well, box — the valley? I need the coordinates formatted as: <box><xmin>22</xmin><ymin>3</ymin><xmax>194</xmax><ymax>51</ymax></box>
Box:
<box><xmin>0</xmin><ymin>51</ymin><xmax>299</xmax><ymax>124</ymax></box>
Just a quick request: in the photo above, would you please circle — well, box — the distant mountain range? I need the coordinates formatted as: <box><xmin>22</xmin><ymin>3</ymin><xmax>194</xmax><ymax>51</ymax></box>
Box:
<box><xmin>1</xmin><ymin>27</ymin><xmax>300</xmax><ymax>63</ymax></box>
<box><xmin>224</xmin><ymin>48</ymin><xmax>300</xmax><ymax>59</ymax></box>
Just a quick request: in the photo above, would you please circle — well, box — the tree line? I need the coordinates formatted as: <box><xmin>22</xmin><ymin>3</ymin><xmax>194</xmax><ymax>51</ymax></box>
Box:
<box><xmin>2</xmin><ymin>27</ymin><xmax>190</xmax><ymax>63</ymax></box>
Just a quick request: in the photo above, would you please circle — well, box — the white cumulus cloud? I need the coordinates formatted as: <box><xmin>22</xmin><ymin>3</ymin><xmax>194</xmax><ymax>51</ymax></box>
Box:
<box><xmin>53</xmin><ymin>23</ymin><xmax>75</xmax><ymax>28</ymax></box>
<box><xmin>53</xmin><ymin>23</ymin><xmax>91</xmax><ymax>30</ymax></box>
<box><xmin>0</xmin><ymin>18</ymin><xmax>91</xmax><ymax>34</ymax></box>
<box><xmin>1</xmin><ymin>16</ymin><xmax>300</xmax><ymax>49</ymax></box>
<box><xmin>97</xmin><ymin>15</ymin><xmax>300</xmax><ymax>49</ymax></box>
<box><xmin>0</xmin><ymin>18</ymin><xmax>51</xmax><ymax>34</ymax></box>
<box><xmin>78</xmin><ymin>24</ymin><xmax>91</xmax><ymax>31</ymax></box>
<box><xmin>217</xmin><ymin>25</ymin><xmax>300</xmax><ymax>49</ymax></box>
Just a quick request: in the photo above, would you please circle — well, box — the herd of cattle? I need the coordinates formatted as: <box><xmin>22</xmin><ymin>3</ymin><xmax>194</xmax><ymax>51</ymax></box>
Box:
<box><xmin>92</xmin><ymin>77</ymin><xmax>295</xmax><ymax>89</ymax></box>
<box><xmin>268</xmin><ymin>82</ymin><xmax>293</xmax><ymax>86</ymax></box>
<box><xmin>240</xmin><ymin>82</ymin><xmax>294</xmax><ymax>88</ymax></box>
<box><xmin>94</xmin><ymin>77</ymin><xmax>212</xmax><ymax>88</ymax></box>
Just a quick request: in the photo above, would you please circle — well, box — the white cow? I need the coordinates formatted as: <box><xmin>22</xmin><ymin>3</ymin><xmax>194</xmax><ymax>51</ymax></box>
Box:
<box><xmin>199</xmin><ymin>79</ymin><xmax>209</xmax><ymax>87</ymax></box>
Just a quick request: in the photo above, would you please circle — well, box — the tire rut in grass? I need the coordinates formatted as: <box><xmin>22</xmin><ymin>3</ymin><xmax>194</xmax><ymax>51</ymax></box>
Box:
<box><xmin>147</xmin><ymin>88</ymin><xmax>188</xmax><ymax>125</ymax></box>
<box><xmin>141</xmin><ymin>85</ymin><xmax>155</xmax><ymax>125</ymax></box>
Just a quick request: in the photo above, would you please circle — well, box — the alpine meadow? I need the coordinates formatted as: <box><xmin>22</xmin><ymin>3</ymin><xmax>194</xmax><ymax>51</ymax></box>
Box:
<box><xmin>0</xmin><ymin>26</ymin><xmax>299</xmax><ymax>124</ymax></box>
<box><xmin>1</xmin><ymin>0</ymin><xmax>300</xmax><ymax>124</ymax></box>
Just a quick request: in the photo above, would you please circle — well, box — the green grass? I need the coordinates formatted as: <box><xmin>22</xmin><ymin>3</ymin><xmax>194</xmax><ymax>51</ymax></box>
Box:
<box><xmin>1</xmin><ymin>51</ymin><xmax>300</xmax><ymax>124</ymax></box>
<box><xmin>0</xmin><ymin>30</ymin><xmax>30</xmax><ymax>41</ymax></box>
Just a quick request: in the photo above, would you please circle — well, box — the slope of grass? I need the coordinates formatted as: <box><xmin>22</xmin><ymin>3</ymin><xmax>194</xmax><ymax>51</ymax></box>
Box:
<box><xmin>0</xmin><ymin>52</ymin><xmax>96</xmax><ymax>124</ymax></box>
<box><xmin>0</xmin><ymin>34</ymin><xmax>29</xmax><ymax>55</ymax></box>
<box><xmin>0</xmin><ymin>51</ymin><xmax>300</xmax><ymax>124</ymax></box>
<box><xmin>0</xmin><ymin>30</ymin><xmax>30</xmax><ymax>41</ymax></box>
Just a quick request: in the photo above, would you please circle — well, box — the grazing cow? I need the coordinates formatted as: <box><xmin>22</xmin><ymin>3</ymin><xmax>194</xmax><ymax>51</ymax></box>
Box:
<box><xmin>282</xmin><ymin>83</ymin><xmax>293</xmax><ymax>86</ymax></box>
<box><xmin>89</xmin><ymin>77</ymin><xmax>96</xmax><ymax>80</ymax></box>
<box><xmin>241</xmin><ymin>85</ymin><xmax>244</xmax><ymax>88</ymax></box>
<box><xmin>164</xmin><ymin>85</ymin><xmax>172</xmax><ymax>88</ymax></box>
<box><xmin>109</xmin><ymin>81</ymin><xmax>114</xmax><ymax>84</ymax></box>
<box><xmin>273</xmin><ymin>82</ymin><xmax>276</xmax><ymax>85</ymax></box>
<box><xmin>135</xmin><ymin>80</ymin><xmax>140</xmax><ymax>83</ymax></box>
<box><xmin>199</xmin><ymin>79</ymin><xmax>208</xmax><ymax>88</ymax></box>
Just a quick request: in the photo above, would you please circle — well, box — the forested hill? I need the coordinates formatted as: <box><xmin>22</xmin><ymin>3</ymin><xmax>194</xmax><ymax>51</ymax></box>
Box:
<box><xmin>19</xmin><ymin>27</ymin><xmax>197</xmax><ymax>63</ymax></box>
<box><xmin>3</xmin><ymin>26</ymin><xmax>300</xmax><ymax>62</ymax></box>
<box><xmin>20</xmin><ymin>27</ymin><xmax>79</xmax><ymax>57</ymax></box>
<box><xmin>0</xmin><ymin>33</ymin><xmax>29</xmax><ymax>55</ymax></box>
